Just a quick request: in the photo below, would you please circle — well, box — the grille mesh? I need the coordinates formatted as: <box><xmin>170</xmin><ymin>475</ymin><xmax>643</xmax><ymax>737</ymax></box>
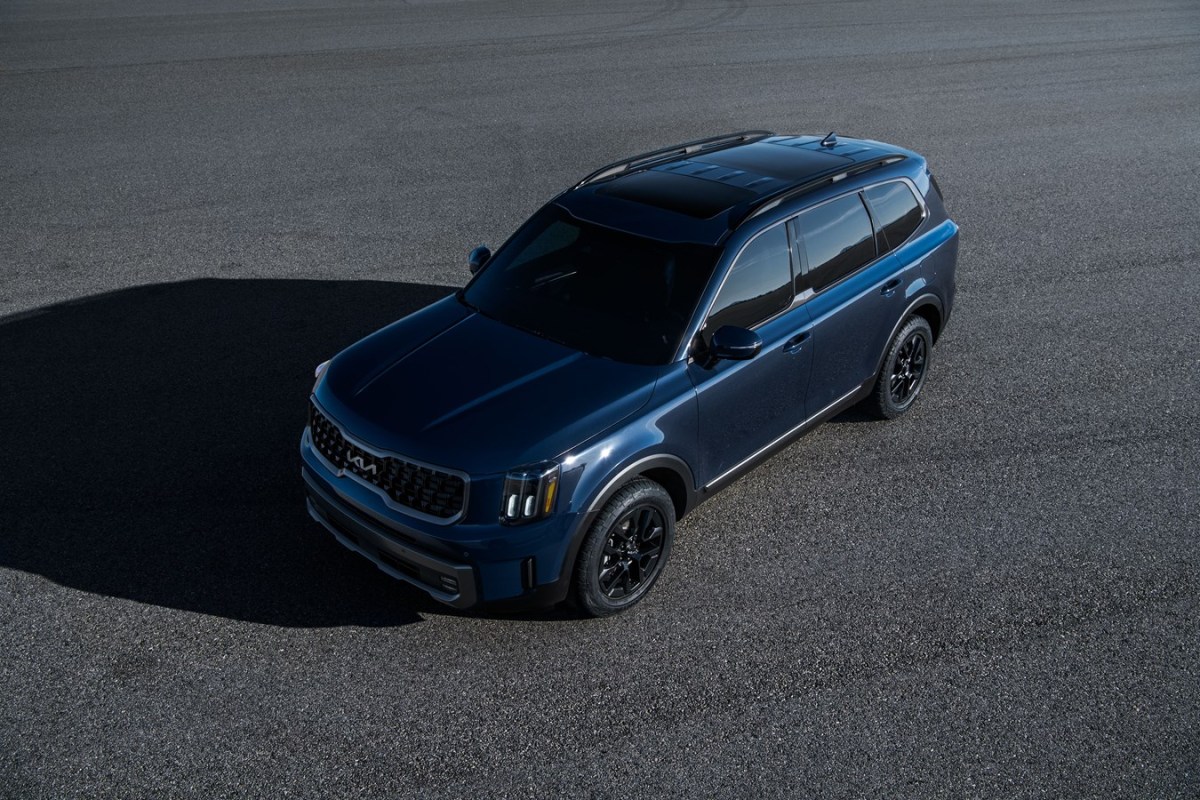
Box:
<box><xmin>309</xmin><ymin>403</ymin><xmax>466</xmax><ymax>520</ymax></box>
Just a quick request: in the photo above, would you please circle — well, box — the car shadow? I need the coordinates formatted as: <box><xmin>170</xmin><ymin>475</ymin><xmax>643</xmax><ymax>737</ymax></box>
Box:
<box><xmin>0</xmin><ymin>278</ymin><xmax>486</xmax><ymax>627</ymax></box>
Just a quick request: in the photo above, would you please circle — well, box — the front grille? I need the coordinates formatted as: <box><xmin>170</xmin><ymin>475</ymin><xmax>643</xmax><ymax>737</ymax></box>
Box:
<box><xmin>308</xmin><ymin>403</ymin><xmax>466</xmax><ymax>521</ymax></box>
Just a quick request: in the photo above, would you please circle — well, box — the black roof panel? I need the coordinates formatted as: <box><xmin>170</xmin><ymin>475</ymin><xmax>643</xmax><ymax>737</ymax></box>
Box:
<box><xmin>557</xmin><ymin>133</ymin><xmax>918</xmax><ymax>245</ymax></box>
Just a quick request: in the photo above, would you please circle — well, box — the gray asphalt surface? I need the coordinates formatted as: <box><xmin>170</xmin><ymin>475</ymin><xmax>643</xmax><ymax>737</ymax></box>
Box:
<box><xmin>2</xmin><ymin>1</ymin><xmax>1199</xmax><ymax>797</ymax></box>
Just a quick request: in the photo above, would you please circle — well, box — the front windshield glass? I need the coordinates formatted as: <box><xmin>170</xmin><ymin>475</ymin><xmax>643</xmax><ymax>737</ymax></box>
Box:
<box><xmin>462</xmin><ymin>206</ymin><xmax>719</xmax><ymax>365</ymax></box>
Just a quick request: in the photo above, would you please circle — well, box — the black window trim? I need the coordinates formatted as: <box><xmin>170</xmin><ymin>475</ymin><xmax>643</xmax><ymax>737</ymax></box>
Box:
<box><xmin>790</xmin><ymin>176</ymin><xmax>928</xmax><ymax>297</ymax></box>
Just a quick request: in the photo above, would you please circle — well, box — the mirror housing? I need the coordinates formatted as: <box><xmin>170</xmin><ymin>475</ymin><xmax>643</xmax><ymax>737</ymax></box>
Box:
<box><xmin>709</xmin><ymin>325</ymin><xmax>762</xmax><ymax>361</ymax></box>
<box><xmin>468</xmin><ymin>245</ymin><xmax>491</xmax><ymax>275</ymax></box>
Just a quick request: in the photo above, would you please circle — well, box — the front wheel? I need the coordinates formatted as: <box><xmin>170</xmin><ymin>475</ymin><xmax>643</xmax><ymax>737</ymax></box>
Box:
<box><xmin>573</xmin><ymin>478</ymin><xmax>675</xmax><ymax>617</ymax></box>
<box><xmin>868</xmin><ymin>315</ymin><xmax>933</xmax><ymax>419</ymax></box>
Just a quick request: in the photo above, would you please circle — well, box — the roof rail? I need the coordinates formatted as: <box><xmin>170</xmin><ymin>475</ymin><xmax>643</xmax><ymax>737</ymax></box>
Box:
<box><xmin>574</xmin><ymin>130</ymin><xmax>773</xmax><ymax>188</ymax></box>
<box><xmin>738</xmin><ymin>154</ymin><xmax>907</xmax><ymax>224</ymax></box>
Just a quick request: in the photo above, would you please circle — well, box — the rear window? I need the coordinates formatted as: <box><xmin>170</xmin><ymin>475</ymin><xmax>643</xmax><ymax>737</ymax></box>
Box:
<box><xmin>864</xmin><ymin>182</ymin><xmax>923</xmax><ymax>252</ymax></box>
<box><xmin>794</xmin><ymin>194</ymin><xmax>876</xmax><ymax>292</ymax></box>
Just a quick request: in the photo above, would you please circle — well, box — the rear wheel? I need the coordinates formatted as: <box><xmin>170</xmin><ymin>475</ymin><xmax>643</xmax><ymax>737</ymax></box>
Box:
<box><xmin>868</xmin><ymin>315</ymin><xmax>933</xmax><ymax>419</ymax></box>
<box><xmin>573</xmin><ymin>478</ymin><xmax>674</xmax><ymax>617</ymax></box>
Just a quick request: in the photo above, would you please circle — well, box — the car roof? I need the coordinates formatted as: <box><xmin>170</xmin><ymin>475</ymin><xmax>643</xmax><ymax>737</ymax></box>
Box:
<box><xmin>555</xmin><ymin>133</ymin><xmax>912</xmax><ymax>246</ymax></box>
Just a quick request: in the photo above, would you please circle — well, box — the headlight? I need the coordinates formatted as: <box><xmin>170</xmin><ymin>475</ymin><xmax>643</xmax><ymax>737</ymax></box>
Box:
<box><xmin>313</xmin><ymin>359</ymin><xmax>331</xmax><ymax>393</ymax></box>
<box><xmin>501</xmin><ymin>461</ymin><xmax>560</xmax><ymax>523</ymax></box>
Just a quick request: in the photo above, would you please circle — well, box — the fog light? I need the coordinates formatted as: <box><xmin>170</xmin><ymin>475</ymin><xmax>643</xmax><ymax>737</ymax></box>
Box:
<box><xmin>501</xmin><ymin>462</ymin><xmax>560</xmax><ymax>524</ymax></box>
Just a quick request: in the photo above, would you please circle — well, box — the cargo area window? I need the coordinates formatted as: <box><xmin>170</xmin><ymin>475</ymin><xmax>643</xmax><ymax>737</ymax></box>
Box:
<box><xmin>864</xmin><ymin>181</ymin><xmax>924</xmax><ymax>253</ymax></box>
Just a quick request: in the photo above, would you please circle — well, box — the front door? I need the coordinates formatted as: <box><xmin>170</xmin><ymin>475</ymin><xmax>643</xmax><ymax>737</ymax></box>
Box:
<box><xmin>687</xmin><ymin>223</ymin><xmax>813</xmax><ymax>486</ymax></box>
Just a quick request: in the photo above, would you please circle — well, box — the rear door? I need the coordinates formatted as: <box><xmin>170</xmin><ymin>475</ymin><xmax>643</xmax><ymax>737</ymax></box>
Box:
<box><xmin>687</xmin><ymin>223</ymin><xmax>813</xmax><ymax>485</ymax></box>
<box><xmin>793</xmin><ymin>191</ymin><xmax>908</xmax><ymax>413</ymax></box>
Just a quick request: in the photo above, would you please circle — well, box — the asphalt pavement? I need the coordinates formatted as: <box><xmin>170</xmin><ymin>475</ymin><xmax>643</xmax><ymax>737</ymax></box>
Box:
<box><xmin>2</xmin><ymin>1</ymin><xmax>1198</xmax><ymax>797</ymax></box>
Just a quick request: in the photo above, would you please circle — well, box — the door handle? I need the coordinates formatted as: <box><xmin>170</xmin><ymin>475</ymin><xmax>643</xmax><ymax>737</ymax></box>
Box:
<box><xmin>880</xmin><ymin>278</ymin><xmax>902</xmax><ymax>296</ymax></box>
<box><xmin>783</xmin><ymin>332</ymin><xmax>810</xmax><ymax>354</ymax></box>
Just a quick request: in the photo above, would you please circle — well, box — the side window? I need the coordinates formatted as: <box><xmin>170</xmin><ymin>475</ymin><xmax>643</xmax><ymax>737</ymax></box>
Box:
<box><xmin>705</xmin><ymin>225</ymin><xmax>792</xmax><ymax>338</ymax></box>
<box><xmin>794</xmin><ymin>194</ymin><xmax>876</xmax><ymax>292</ymax></box>
<box><xmin>864</xmin><ymin>182</ymin><xmax>923</xmax><ymax>253</ymax></box>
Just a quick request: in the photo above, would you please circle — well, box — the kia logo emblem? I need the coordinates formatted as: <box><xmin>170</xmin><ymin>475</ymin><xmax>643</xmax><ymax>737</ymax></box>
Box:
<box><xmin>347</xmin><ymin>454</ymin><xmax>377</xmax><ymax>475</ymax></box>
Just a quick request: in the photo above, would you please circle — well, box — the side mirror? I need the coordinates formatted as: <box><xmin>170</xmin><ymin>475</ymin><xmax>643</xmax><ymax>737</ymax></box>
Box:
<box><xmin>468</xmin><ymin>245</ymin><xmax>491</xmax><ymax>275</ymax></box>
<box><xmin>710</xmin><ymin>325</ymin><xmax>762</xmax><ymax>361</ymax></box>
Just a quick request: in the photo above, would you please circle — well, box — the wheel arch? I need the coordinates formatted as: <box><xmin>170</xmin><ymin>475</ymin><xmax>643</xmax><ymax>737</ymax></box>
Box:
<box><xmin>874</xmin><ymin>293</ymin><xmax>944</xmax><ymax>376</ymax></box>
<box><xmin>639</xmin><ymin>466</ymin><xmax>691</xmax><ymax>521</ymax></box>
<box><xmin>911</xmin><ymin>301</ymin><xmax>943</xmax><ymax>343</ymax></box>
<box><xmin>583</xmin><ymin>453</ymin><xmax>697</xmax><ymax>522</ymax></box>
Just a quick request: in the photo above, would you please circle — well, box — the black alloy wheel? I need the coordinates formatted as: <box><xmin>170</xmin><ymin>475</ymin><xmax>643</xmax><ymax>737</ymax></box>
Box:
<box><xmin>574</xmin><ymin>478</ymin><xmax>675</xmax><ymax>617</ymax></box>
<box><xmin>598</xmin><ymin>506</ymin><xmax>666</xmax><ymax>600</ymax></box>
<box><xmin>868</xmin><ymin>315</ymin><xmax>934</xmax><ymax>419</ymax></box>
<box><xmin>889</xmin><ymin>330</ymin><xmax>927</xmax><ymax>407</ymax></box>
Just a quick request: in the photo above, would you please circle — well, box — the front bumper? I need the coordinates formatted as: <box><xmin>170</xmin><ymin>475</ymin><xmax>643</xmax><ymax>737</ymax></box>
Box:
<box><xmin>304</xmin><ymin>467</ymin><xmax>478</xmax><ymax>608</ymax></box>
<box><xmin>300</xmin><ymin>429</ymin><xmax>583</xmax><ymax>610</ymax></box>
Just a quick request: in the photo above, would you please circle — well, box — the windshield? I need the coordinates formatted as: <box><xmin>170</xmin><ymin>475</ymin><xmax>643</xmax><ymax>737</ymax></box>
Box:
<box><xmin>462</xmin><ymin>206</ymin><xmax>719</xmax><ymax>365</ymax></box>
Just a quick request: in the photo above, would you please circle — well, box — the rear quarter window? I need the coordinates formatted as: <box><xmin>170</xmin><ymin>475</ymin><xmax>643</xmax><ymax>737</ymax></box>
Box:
<box><xmin>864</xmin><ymin>182</ymin><xmax>924</xmax><ymax>252</ymax></box>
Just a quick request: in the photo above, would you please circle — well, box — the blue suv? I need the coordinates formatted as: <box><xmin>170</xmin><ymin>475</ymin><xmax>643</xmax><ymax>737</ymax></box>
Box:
<box><xmin>302</xmin><ymin>131</ymin><xmax>959</xmax><ymax>616</ymax></box>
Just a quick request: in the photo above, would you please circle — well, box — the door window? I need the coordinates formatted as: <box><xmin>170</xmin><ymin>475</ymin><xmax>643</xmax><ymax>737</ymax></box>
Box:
<box><xmin>794</xmin><ymin>194</ymin><xmax>876</xmax><ymax>292</ymax></box>
<box><xmin>705</xmin><ymin>225</ymin><xmax>792</xmax><ymax>339</ymax></box>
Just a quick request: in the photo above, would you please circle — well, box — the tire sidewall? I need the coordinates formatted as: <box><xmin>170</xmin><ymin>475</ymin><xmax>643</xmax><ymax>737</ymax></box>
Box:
<box><xmin>877</xmin><ymin>316</ymin><xmax>933</xmax><ymax>418</ymax></box>
<box><xmin>574</xmin><ymin>479</ymin><xmax>675</xmax><ymax>617</ymax></box>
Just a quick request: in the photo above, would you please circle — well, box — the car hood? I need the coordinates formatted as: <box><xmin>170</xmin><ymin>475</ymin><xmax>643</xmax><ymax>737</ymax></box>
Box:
<box><xmin>315</xmin><ymin>295</ymin><xmax>661</xmax><ymax>474</ymax></box>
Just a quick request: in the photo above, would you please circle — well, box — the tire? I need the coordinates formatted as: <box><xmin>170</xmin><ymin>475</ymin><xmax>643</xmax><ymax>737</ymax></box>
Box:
<box><xmin>867</xmin><ymin>315</ymin><xmax>934</xmax><ymax>420</ymax></box>
<box><xmin>573</xmin><ymin>478</ymin><xmax>675</xmax><ymax>617</ymax></box>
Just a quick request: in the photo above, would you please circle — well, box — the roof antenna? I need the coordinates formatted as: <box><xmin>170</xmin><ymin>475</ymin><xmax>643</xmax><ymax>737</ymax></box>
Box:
<box><xmin>820</xmin><ymin>131</ymin><xmax>838</xmax><ymax>148</ymax></box>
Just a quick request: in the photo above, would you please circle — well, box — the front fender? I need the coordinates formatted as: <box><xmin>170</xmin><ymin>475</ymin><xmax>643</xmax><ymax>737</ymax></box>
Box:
<box><xmin>554</xmin><ymin>364</ymin><xmax>699</xmax><ymax>554</ymax></box>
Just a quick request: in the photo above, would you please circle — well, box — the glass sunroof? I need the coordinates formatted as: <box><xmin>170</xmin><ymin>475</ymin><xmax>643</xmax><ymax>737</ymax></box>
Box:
<box><xmin>699</xmin><ymin>141</ymin><xmax>849</xmax><ymax>181</ymax></box>
<box><xmin>597</xmin><ymin>171</ymin><xmax>756</xmax><ymax>219</ymax></box>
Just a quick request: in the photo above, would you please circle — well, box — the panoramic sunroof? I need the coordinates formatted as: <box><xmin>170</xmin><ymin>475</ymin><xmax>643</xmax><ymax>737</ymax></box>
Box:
<box><xmin>597</xmin><ymin>171</ymin><xmax>755</xmax><ymax>219</ymax></box>
<box><xmin>698</xmin><ymin>141</ymin><xmax>849</xmax><ymax>181</ymax></box>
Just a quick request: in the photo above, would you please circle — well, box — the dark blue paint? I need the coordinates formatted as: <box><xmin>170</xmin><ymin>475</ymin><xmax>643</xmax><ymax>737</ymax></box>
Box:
<box><xmin>317</xmin><ymin>305</ymin><xmax>658</xmax><ymax>474</ymax></box>
<box><xmin>687</xmin><ymin>305</ymin><xmax>814</xmax><ymax>481</ymax></box>
<box><xmin>301</xmin><ymin>133</ymin><xmax>959</xmax><ymax>610</ymax></box>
